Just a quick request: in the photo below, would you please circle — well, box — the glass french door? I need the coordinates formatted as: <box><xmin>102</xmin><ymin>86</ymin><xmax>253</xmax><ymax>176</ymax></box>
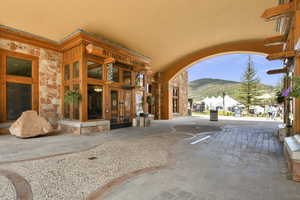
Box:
<box><xmin>110</xmin><ymin>88</ymin><xmax>132</xmax><ymax>125</ymax></box>
<box><xmin>123</xmin><ymin>90</ymin><xmax>132</xmax><ymax>123</ymax></box>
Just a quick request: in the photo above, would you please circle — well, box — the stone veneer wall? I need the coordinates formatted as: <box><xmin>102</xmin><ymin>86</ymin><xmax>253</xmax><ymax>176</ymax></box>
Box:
<box><xmin>59</xmin><ymin>124</ymin><xmax>110</xmax><ymax>135</ymax></box>
<box><xmin>0</xmin><ymin>38</ymin><xmax>62</xmax><ymax>124</ymax></box>
<box><xmin>169</xmin><ymin>71</ymin><xmax>188</xmax><ymax>116</ymax></box>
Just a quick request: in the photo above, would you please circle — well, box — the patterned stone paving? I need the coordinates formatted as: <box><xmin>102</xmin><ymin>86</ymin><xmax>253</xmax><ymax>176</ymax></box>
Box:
<box><xmin>103</xmin><ymin>123</ymin><xmax>300</xmax><ymax>200</ymax></box>
<box><xmin>0</xmin><ymin>118</ymin><xmax>298</xmax><ymax>200</ymax></box>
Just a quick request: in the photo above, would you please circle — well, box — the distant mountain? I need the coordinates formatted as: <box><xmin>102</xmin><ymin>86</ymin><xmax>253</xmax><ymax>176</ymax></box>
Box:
<box><xmin>189</xmin><ymin>78</ymin><xmax>276</xmax><ymax>101</ymax></box>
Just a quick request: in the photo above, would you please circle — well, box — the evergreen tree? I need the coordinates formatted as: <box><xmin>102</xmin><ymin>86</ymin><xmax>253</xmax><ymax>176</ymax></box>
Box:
<box><xmin>239</xmin><ymin>56</ymin><xmax>261</xmax><ymax>112</ymax></box>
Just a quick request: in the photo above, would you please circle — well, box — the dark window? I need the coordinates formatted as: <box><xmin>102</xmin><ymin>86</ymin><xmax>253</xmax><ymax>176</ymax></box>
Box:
<box><xmin>64</xmin><ymin>64</ymin><xmax>70</xmax><ymax>80</ymax></box>
<box><xmin>64</xmin><ymin>85</ymin><xmax>70</xmax><ymax>119</ymax></box>
<box><xmin>111</xmin><ymin>90</ymin><xmax>119</xmax><ymax>124</ymax></box>
<box><xmin>73</xmin><ymin>61</ymin><xmax>80</xmax><ymax>78</ymax></box>
<box><xmin>111</xmin><ymin>91</ymin><xmax>118</xmax><ymax>111</ymax></box>
<box><xmin>6</xmin><ymin>82</ymin><xmax>32</xmax><ymax>120</ymax></box>
<box><xmin>88</xmin><ymin>85</ymin><xmax>103</xmax><ymax>120</ymax></box>
<box><xmin>6</xmin><ymin>57</ymin><xmax>32</xmax><ymax>77</ymax></box>
<box><xmin>112</xmin><ymin>66</ymin><xmax>119</xmax><ymax>82</ymax></box>
<box><xmin>173</xmin><ymin>87</ymin><xmax>179</xmax><ymax>113</ymax></box>
<box><xmin>72</xmin><ymin>84</ymin><xmax>80</xmax><ymax>120</ymax></box>
<box><xmin>148</xmin><ymin>84</ymin><xmax>152</xmax><ymax>93</ymax></box>
<box><xmin>123</xmin><ymin>71</ymin><xmax>131</xmax><ymax>85</ymax></box>
<box><xmin>87</xmin><ymin>61</ymin><xmax>103</xmax><ymax>80</ymax></box>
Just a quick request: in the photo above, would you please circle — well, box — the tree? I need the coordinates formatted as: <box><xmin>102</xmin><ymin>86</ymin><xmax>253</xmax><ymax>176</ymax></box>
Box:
<box><xmin>239</xmin><ymin>56</ymin><xmax>261</xmax><ymax>113</ymax></box>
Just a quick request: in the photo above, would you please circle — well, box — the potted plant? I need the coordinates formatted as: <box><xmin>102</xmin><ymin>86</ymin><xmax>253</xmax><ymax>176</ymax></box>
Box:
<box><xmin>281</xmin><ymin>77</ymin><xmax>300</xmax><ymax>98</ymax></box>
<box><xmin>280</xmin><ymin>77</ymin><xmax>300</xmax><ymax>137</ymax></box>
<box><xmin>276</xmin><ymin>91</ymin><xmax>285</xmax><ymax>104</ymax></box>
<box><xmin>64</xmin><ymin>90</ymin><xmax>82</xmax><ymax>104</ymax></box>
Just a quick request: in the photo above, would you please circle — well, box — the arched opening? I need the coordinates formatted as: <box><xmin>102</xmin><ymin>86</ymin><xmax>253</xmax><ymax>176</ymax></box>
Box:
<box><xmin>169</xmin><ymin>51</ymin><xmax>267</xmax><ymax>82</ymax></box>
<box><xmin>160</xmin><ymin>45</ymin><xmax>283</xmax><ymax>121</ymax></box>
<box><xmin>160</xmin><ymin>40</ymin><xmax>281</xmax><ymax>83</ymax></box>
<box><xmin>187</xmin><ymin>53</ymin><xmax>283</xmax><ymax>120</ymax></box>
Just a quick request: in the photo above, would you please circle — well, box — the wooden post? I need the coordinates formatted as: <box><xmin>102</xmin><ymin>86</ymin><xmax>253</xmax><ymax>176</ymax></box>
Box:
<box><xmin>80</xmin><ymin>43</ymin><xmax>88</xmax><ymax>122</ymax></box>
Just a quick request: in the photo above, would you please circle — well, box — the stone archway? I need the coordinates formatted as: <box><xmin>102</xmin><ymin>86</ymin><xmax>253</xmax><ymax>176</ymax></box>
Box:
<box><xmin>159</xmin><ymin>39</ymin><xmax>282</xmax><ymax>120</ymax></box>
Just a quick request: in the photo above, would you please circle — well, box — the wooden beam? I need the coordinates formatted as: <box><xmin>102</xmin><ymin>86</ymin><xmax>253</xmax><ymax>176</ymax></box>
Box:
<box><xmin>86</xmin><ymin>44</ymin><xmax>104</xmax><ymax>57</ymax></box>
<box><xmin>266</xmin><ymin>50</ymin><xmax>296</xmax><ymax>60</ymax></box>
<box><xmin>104</xmin><ymin>57</ymin><xmax>115</xmax><ymax>64</ymax></box>
<box><xmin>261</xmin><ymin>2</ymin><xmax>294</xmax><ymax>20</ymax></box>
<box><xmin>267</xmin><ymin>67</ymin><xmax>287</xmax><ymax>75</ymax></box>
<box><xmin>264</xmin><ymin>35</ymin><xmax>286</xmax><ymax>46</ymax></box>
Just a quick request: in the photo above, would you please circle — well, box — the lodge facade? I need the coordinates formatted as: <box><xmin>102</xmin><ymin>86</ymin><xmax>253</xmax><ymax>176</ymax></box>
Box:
<box><xmin>0</xmin><ymin>26</ymin><xmax>188</xmax><ymax>134</ymax></box>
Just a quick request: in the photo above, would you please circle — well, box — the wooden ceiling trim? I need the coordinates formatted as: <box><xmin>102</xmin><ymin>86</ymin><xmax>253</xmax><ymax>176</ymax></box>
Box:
<box><xmin>0</xmin><ymin>26</ymin><xmax>151</xmax><ymax>67</ymax></box>
<box><xmin>0</xmin><ymin>26</ymin><xmax>60</xmax><ymax>51</ymax></box>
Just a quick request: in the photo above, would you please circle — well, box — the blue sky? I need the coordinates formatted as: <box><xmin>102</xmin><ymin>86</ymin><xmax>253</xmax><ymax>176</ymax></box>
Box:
<box><xmin>187</xmin><ymin>54</ymin><xmax>283</xmax><ymax>86</ymax></box>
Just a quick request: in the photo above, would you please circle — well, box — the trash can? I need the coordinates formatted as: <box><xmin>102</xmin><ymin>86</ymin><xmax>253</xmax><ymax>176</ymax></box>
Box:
<box><xmin>210</xmin><ymin>110</ymin><xmax>218</xmax><ymax>121</ymax></box>
<box><xmin>133</xmin><ymin>113</ymin><xmax>151</xmax><ymax>128</ymax></box>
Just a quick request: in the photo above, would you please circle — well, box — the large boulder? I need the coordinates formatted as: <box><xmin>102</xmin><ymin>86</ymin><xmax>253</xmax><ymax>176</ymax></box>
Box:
<box><xmin>9</xmin><ymin>111</ymin><xmax>53</xmax><ymax>138</ymax></box>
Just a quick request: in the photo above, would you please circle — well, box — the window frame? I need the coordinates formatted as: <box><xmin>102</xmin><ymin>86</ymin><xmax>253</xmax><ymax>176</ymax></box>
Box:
<box><xmin>172</xmin><ymin>87</ymin><xmax>179</xmax><ymax>113</ymax></box>
<box><xmin>62</xmin><ymin>58</ymin><xmax>81</xmax><ymax>120</ymax></box>
<box><xmin>0</xmin><ymin>49</ymin><xmax>39</xmax><ymax>122</ymax></box>
<box><xmin>87</xmin><ymin>58</ymin><xmax>104</xmax><ymax>82</ymax></box>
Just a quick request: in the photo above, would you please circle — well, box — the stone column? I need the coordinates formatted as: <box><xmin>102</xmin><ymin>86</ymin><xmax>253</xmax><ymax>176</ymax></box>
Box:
<box><xmin>161</xmin><ymin>81</ymin><xmax>173</xmax><ymax>120</ymax></box>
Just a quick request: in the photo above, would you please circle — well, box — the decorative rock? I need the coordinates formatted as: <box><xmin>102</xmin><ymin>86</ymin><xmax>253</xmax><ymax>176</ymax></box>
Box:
<box><xmin>9</xmin><ymin>111</ymin><xmax>53</xmax><ymax>138</ymax></box>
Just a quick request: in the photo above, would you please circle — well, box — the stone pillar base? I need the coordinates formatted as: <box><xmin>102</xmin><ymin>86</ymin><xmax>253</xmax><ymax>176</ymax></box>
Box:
<box><xmin>58</xmin><ymin>120</ymin><xmax>110</xmax><ymax>135</ymax></box>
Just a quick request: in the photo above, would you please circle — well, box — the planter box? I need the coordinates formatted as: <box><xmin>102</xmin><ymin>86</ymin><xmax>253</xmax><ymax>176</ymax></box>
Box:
<box><xmin>278</xmin><ymin>124</ymin><xmax>288</xmax><ymax>142</ymax></box>
<box><xmin>133</xmin><ymin>116</ymin><xmax>152</xmax><ymax>128</ymax></box>
<box><xmin>58</xmin><ymin>120</ymin><xmax>110</xmax><ymax>135</ymax></box>
<box><xmin>284</xmin><ymin>136</ymin><xmax>300</xmax><ymax>181</ymax></box>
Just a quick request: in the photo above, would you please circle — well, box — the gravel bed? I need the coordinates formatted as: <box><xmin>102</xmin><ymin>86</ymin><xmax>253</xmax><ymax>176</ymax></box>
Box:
<box><xmin>1</xmin><ymin>135</ymin><xmax>175</xmax><ymax>200</ymax></box>
<box><xmin>0</xmin><ymin>175</ymin><xmax>16</xmax><ymax>200</ymax></box>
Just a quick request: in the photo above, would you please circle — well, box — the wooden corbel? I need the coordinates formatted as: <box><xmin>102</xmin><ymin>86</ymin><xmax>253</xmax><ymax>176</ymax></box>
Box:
<box><xmin>86</xmin><ymin>44</ymin><xmax>104</xmax><ymax>57</ymax></box>
<box><xmin>104</xmin><ymin>57</ymin><xmax>115</xmax><ymax>64</ymax></box>
<box><xmin>264</xmin><ymin>35</ymin><xmax>286</xmax><ymax>46</ymax></box>
<box><xmin>267</xmin><ymin>50</ymin><xmax>296</xmax><ymax>60</ymax></box>
<box><xmin>261</xmin><ymin>2</ymin><xmax>294</xmax><ymax>21</ymax></box>
<box><xmin>267</xmin><ymin>67</ymin><xmax>288</xmax><ymax>75</ymax></box>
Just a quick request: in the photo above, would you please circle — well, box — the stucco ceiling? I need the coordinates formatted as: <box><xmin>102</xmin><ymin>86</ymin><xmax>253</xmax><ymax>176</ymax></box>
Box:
<box><xmin>0</xmin><ymin>0</ymin><xmax>278</xmax><ymax>72</ymax></box>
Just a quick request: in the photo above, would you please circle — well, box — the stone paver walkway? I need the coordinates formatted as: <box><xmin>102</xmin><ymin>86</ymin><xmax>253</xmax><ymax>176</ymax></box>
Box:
<box><xmin>0</xmin><ymin>117</ymin><xmax>298</xmax><ymax>200</ymax></box>
<box><xmin>102</xmin><ymin>121</ymin><xmax>300</xmax><ymax>200</ymax></box>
